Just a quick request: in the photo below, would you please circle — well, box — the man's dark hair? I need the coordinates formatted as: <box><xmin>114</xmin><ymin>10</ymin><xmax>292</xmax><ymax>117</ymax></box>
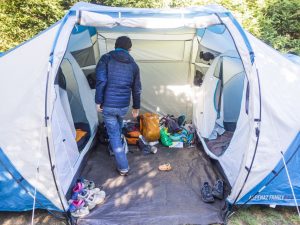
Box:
<box><xmin>115</xmin><ymin>36</ymin><xmax>132</xmax><ymax>50</ymax></box>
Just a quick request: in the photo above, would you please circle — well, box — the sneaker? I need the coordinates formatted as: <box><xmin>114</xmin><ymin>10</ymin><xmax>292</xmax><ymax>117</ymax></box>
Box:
<box><xmin>150</xmin><ymin>146</ymin><xmax>158</xmax><ymax>154</ymax></box>
<box><xmin>69</xmin><ymin>199</ymin><xmax>89</xmax><ymax>218</ymax></box>
<box><xmin>212</xmin><ymin>179</ymin><xmax>224</xmax><ymax>200</ymax></box>
<box><xmin>77</xmin><ymin>178</ymin><xmax>95</xmax><ymax>190</ymax></box>
<box><xmin>78</xmin><ymin>190</ymin><xmax>106</xmax><ymax>210</ymax></box>
<box><xmin>138</xmin><ymin>135</ymin><xmax>157</xmax><ymax>154</ymax></box>
<box><xmin>201</xmin><ymin>182</ymin><xmax>214</xmax><ymax>203</ymax></box>
<box><xmin>117</xmin><ymin>168</ymin><xmax>129</xmax><ymax>176</ymax></box>
<box><xmin>71</xmin><ymin>182</ymin><xmax>84</xmax><ymax>200</ymax></box>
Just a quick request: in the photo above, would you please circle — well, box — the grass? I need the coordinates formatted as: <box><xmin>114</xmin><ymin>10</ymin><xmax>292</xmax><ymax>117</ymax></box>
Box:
<box><xmin>1</xmin><ymin>205</ymin><xmax>299</xmax><ymax>224</ymax></box>
<box><xmin>229</xmin><ymin>205</ymin><xmax>300</xmax><ymax>225</ymax></box>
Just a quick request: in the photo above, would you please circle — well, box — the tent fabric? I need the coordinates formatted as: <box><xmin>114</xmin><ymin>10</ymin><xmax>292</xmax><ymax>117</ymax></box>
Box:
<box><xmin>284</xmin><ymin>53</ymin><xmax>300</xmax><ymax>65</ymax></box>
<box><xmin>226</xmin><ymin>33</ymin><xmax>300</xmax><ymax>203</ymax></box>
<box><xmin>237</xmin><ymin>132</ymin><xmax>300</xmax><ymax>205</ymax></box>
<box><xmin>1</xmin><ymin>1</ymin><xmax>300</xmax><ymax>215</ymax></box>
<box><xmin>96</xmin><ymin>29</ymin><xmax>196</xmax><ymax>118</ymax></box>
<box><xmin>80</xmin><ymin>11</ymin><xmax>220</xmax><ymax>29</ymax></box>
<box><xmin>78</xmin><ymin>144</ymin><xmax>226</xmax><ymax>225</ymax></box>
<box><xmin>0</xmin><ymin>148</ymin><xmax>58</xmax><ymax>211</ymax></box>
<box><xmin>0</xmin><ymin>22</ymin><xmax>66</xmax><ymax>210</ymax></box>
<box><xmin>52</xmin><ymin>85</ymin><xmax>80</xmax><ymax>194</ymax></box>
<box><xmin>198</xmin><ymin>25</ymin><xmax>236</xmax><ymax>54</ymax></box>
<box><xmin>193</xmin><ymin>55</ymin><xmax>221</xmax><ymax>138</ymax></box>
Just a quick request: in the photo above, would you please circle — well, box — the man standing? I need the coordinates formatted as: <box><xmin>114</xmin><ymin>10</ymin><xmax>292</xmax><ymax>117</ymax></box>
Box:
<box><xmin>95</xmin><ymin>36</ymin><xmax>141</xmax><ymax>176</ymax></box>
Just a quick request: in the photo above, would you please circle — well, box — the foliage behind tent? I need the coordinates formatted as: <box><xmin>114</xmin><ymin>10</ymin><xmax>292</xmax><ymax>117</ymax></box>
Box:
<box><xmin>0</xmin><ymin>0</ymin><xmax>299</xmax><ymax>54</ymax></box>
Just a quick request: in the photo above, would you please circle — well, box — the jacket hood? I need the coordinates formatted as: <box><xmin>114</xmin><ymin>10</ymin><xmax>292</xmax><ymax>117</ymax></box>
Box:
<box><xmin>110</xmin><ymin>50</ymin><xmax>133</xmax><ymax>64</ymax></box>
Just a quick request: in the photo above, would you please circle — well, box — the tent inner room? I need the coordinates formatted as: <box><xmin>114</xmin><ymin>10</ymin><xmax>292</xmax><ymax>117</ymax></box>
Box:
<box><xmin>55</xmin><ymin>24</ymin><xmax>247</xmax><ymax>224</ymax></box>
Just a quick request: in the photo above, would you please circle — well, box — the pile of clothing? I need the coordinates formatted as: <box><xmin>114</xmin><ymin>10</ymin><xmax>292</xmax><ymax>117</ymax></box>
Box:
<box><xmin>159</xmin><ymin>115</ymin><xmax>195</xmax><ymax>148</ymax></box>
<box><xmin>101</xmin><ymin>113</ymin><xmax>195</xmax><ymax>155</ymax></box>
<box><xmin>68</xmin><ymin>179</ymin><xmax>106</xmax><ymax>218</ymax></box>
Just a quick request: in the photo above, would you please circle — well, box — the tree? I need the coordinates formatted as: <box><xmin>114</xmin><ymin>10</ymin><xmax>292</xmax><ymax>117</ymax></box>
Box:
<box><xmin>0</xmin><ymin>0</ymin><xmax>64</xmax><ymax>52</ymax></box>
<box><xmin>1</xmin><ymin>0</ymin><xmax>299</xmax><ymax>54</ymax></box>
<box><xmin>259</xmin><ymin>0</ymin><xmax>300</xmax><ymax>54</ymax></box>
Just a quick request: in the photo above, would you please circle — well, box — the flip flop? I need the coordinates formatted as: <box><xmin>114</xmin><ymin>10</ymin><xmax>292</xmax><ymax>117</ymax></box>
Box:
<box><xmin>158</xmin><ymin>163</ymin><xmax>172</xmax><ymax>171</ymax></box>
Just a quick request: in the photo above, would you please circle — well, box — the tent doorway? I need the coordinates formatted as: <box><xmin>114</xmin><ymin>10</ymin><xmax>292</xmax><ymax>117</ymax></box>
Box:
<box><xmin>201</xmin><ymin>52</ymin><xmax>246</xmax><ymax>157</ymax></box>
<box><xmin>57</xmin><ymin>58</ymin><xmax>91</xmax><ymax>152</ymax></box>
<box><xmin>54</xmin><ymin>23</ymin><xmax>247</xmax><ymax>223</ymax></box>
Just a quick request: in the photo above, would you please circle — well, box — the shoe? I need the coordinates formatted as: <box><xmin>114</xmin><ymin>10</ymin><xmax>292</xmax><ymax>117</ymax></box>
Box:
<box><xmin>212</xmin><ymin>179</ymin><xmax>224</xmax><ymax>200</ymax></box>
<box><xmin>201</xmin><ymin>182</ymin><xmax>214</xmax><ymax>203</ymax></box>
<box><xmin>117</xmin><ymin>168</ymin><xmax>129</xmax><ymax>176</ymax></box>
<box><xmin>158</xmin><ymin>163</ymin><xmax>172</xmax><ymax>171</ymax></box>
<box><xmin>69</xmin><ymin>199</ymin><xmax>89</xmax><ymax>218</ymax></box>
<box><xmin>77</xmin><ymin>178</ymin><xmax>95</xmax><ymax>190</ymax></box>
<box><xmin>150</xmin><ymin>146</ymin><xmax>158</xmax><ymax>154</ymax></box>
<box><xmin>72</xmin><ymin>180</ymin><xmax>102</xmax><ymax>200</ymax></box>
<box><xmin>138</xmin><ymin>135</ymin><xmax>157</xmax><ymax>154</ymax></box>
<box><xmin>79</xmin><ymin>190</ymin><xmax>106</xmax><ymax>210</ymax></box>
<box><xmin>71</xmin><ymin>182</ymin><xmax>84</xmax><ymax>200</ymax></box>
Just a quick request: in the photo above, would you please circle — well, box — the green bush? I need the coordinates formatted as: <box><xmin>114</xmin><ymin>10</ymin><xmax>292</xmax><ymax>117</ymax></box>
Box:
<box><xmin>0</xmin><ymin>0</ymin><xmax>64</xmax><ymax>52</ymax></box>
<box><xmin>259</xmin><ymin>0</ymin><xmax>300</xmax><ymax>54</ymax></box>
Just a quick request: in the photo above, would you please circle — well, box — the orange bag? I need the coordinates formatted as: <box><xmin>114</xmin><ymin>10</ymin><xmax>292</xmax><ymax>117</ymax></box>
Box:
<box><xmin>126</xmin><ymin>137</ymin><xmax>139</xmax><ymax>145</ymax></box>
<box><xmin>125</xmin><ymin>131</ymin><xmax>141</xmax><ymax>145</ymax></box>
<box><xmin>140</xmin><ymin>113</ymin><xmax>160</xmax><ymax>142</ymax></box>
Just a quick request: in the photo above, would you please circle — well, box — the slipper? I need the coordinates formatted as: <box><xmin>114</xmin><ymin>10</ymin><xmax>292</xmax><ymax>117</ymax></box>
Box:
<box><xmin>158</xmin><ymin>163</ymin><xmax>172</xmax><ymax>171</ymax></box>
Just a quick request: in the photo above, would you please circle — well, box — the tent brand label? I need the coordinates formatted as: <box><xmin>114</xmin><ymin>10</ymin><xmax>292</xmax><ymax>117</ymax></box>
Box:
<box><xmin>250</xmin><ymin>195</ymin><xmax>292</xmax><ymax>201</ymax></box>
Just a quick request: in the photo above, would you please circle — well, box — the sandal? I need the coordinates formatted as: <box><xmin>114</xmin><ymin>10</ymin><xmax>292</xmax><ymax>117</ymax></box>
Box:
<box><xmin>158</xmin><ymin>163</ymin><xmax>172</xmax><ymax>171</ymax></box>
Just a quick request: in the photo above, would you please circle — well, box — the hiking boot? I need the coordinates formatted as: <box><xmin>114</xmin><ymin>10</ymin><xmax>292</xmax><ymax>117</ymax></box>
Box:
<box><xmin>201</xmin><ymin>182</ymin><xmax>214</xmax><ymax>203</ymax></box>
<box><xmin>212</xmin><ymin>179</ymin><xmax>224</xmax><ymax>200</ymax></box>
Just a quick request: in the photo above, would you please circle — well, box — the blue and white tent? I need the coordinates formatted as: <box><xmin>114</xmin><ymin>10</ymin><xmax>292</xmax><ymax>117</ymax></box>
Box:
<box><xmin>0</xmin><ymin>1</ymin><xmax>300</xmax><ymax>216</ymax></box>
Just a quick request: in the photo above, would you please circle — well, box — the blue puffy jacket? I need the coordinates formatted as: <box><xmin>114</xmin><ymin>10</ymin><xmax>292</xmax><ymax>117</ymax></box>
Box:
<box><xmin>95</xmin><ymin>49</ymin><xmax>141</xmax><ymax>109</ymax></box>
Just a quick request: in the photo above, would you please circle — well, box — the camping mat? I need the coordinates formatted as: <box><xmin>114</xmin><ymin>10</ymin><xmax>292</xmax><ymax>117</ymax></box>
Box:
<box><xmin>78</xmin><ymin>143</ymin><xmax>225</xmax><ymax>225</ymax></box>
<box><xmin>205</xmin><ymin>131</ymin><xmax>234</xmax><ymax>156</ymax></box>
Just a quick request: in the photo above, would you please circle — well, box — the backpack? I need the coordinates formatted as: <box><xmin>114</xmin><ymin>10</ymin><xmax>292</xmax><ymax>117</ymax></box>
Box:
<box><xmin>140</xmin><ymin>113</ymin><xmax>160</xmax><ymax>142</ymax></box>
<box><xmin>98</xmin><ymin>122</ymin><xmax>109</xmax><ymax>144</ymax></box>
<box><xmin>125</xmin><ymin>130</ymin><xmax>141</xmax><ymax>145</ymax></box>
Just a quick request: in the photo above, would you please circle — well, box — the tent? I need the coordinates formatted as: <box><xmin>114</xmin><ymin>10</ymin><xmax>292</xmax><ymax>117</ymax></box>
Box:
<box><xmin>1</xmin><ymin>1</ymin><xmax>300</xmax><ymax>223</ymax></box>
<box><xmin>285</xmin><ymin>53</ymin><xmax>300</xmax><ymax>65</ymax></box>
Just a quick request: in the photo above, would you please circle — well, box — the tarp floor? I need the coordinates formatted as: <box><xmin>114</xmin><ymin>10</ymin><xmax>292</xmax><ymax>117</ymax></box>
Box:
<box><xmin>78</xmin><ymin>142</ymin><xmax>226</xmax><ymax>225</ymax></box>
<box><xmin>205</xmin><ymin>131</ymin><xmax>234</xmax><ymax>157</ymax></box>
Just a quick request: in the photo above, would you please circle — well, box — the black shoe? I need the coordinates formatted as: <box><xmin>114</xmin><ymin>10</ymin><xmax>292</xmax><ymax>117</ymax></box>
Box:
<box><xmin>212</xmin><ymin>179</ymin><xmax>224</xmax><ymax>200</ymax></box>
<box><xmin>201</xmin><ymin>182</ymin><xmax>214</xmax><ymax>203</ymax></box>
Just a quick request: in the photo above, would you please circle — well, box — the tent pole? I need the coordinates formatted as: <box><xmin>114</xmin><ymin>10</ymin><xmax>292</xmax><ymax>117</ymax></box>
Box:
<box><xmin>281</xmin><ymin>151</ymin><xmax>300</xmax><ymax>217</ymax></box>
<box><xmin>31</xmin><ymin>182</ymin><xmax>37</xmax><ymax>225</ymax></box>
